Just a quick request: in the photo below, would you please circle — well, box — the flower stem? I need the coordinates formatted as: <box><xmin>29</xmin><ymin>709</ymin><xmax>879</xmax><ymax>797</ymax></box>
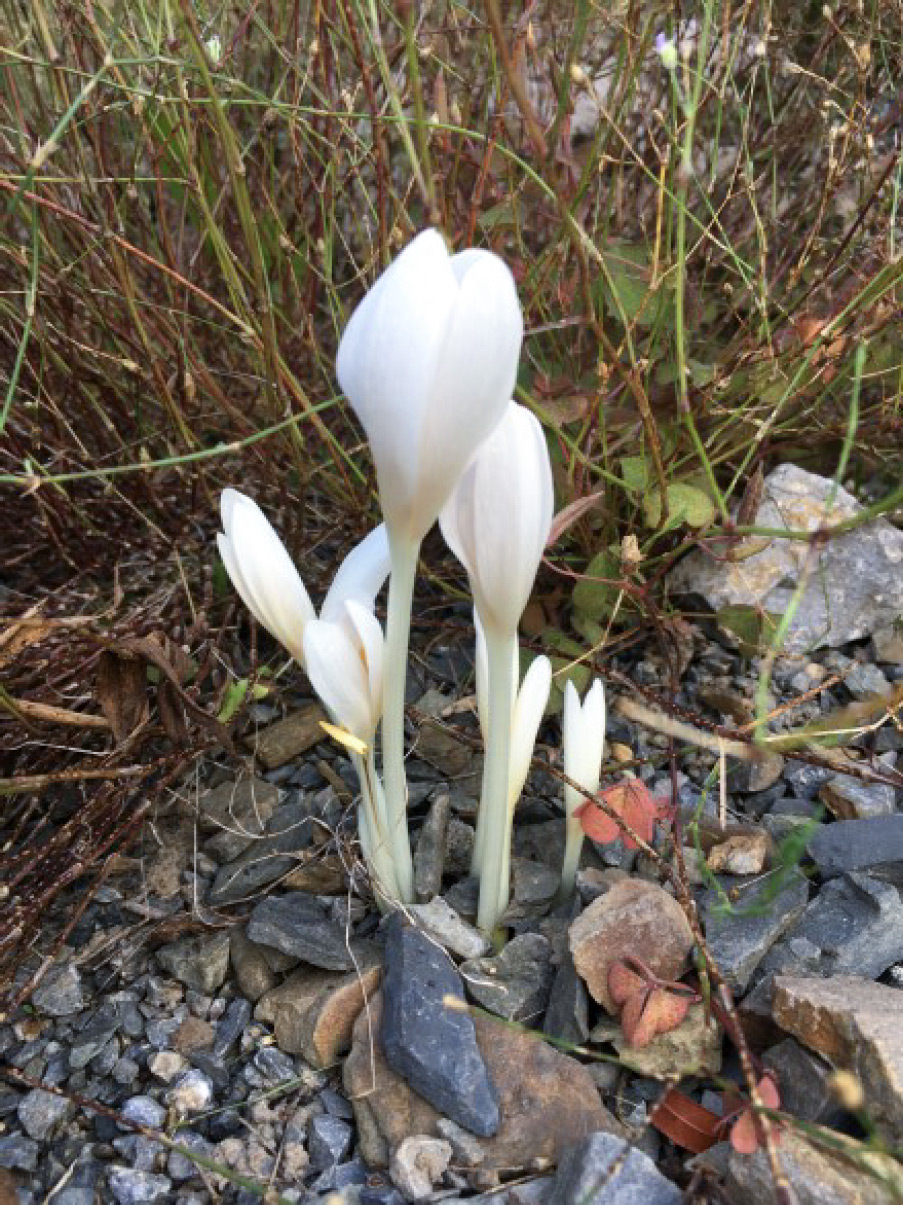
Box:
<box><xmin>476</xmin><ymin>627</ymin><xmax>516</xmax><ymax>933</ymax></box>
<box><xmin>354</xmin><ymin>750</ymin><xmax>400</xmax><ymax>906</ymax></box>
<box><xmin>559</xmin><ymin>812</ymin><xmax>584</xmax><ymax>903</ymax></box>
<box><xmin>381</xmin><ymin>533</ymin><xmax>418</xmax><ymax>902</ymax></box>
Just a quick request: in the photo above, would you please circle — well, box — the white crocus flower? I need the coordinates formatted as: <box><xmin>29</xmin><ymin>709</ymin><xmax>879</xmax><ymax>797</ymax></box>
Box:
<box><xmin>336</xmin><ymin>228</ymin><xmax>524</xmax><ymax>902</ymax></box>
<box><xmin>560</xmin><ymin>678</ymin><xmax>606</xmax><ymax>899</ymax></box>
<box><xmin>217</xmin><ymin>488</ymin><xmax>389</xmax><ymax>666</ymax></box>
<box><xmin>441</xmin><ymin>401</ymin><xmax>553</xmax><ymax>932</ymax></box>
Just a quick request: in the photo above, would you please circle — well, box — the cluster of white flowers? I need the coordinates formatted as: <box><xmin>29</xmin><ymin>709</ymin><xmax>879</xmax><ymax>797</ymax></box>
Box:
<box><xmin>218</xmin><ymin>230</ymin><xmax>606</xmax><ymax>932</ymax></box>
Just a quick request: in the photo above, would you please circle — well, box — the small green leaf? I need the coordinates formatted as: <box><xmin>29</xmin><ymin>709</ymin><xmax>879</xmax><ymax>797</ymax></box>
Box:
<box><xmin>218</xmin><ymin>677</ymin><xmax>270</xmax><ymax>723</ymax></box>
<box><xmin>620</xmin><ymin>455</ymin><xmax>650</xmax><ymax>494</ymax></box>
<box><xmin>716</xmin><ymin>605</ymin><xmax>781</xmax><ymax>656</ymax></box>
<box><xmin>572</xmin><ymin>549</ymin><xmax>622</xmax><ymax>621</ymax></box>
<box><xmin>644</xmin><ymin>483</ymin><xmax>715</xmax><ymax>529</ymax></box>
<box><xmin>540</xmin><ymin>629</ymin><xmax>591</xmax><ymax>716</ymax></box>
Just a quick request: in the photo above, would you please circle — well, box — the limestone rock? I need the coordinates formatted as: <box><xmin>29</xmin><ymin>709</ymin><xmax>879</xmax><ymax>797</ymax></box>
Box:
<box><xmin>263</xmin><ymin>962</ymin><xmax>381</xmax><ymax>1067</ymax></box>
<box><xmin>570</xmin><ymin>880</ymin><xmax>695</xmax><ymax>1012</ymax></box>
<box><xmin>344</xmin><ymin>995</ymin><xmax>619</xmax><ymax>1170</ymax></box>
<box><xmin>243</xmin><ymin>702</ymin><xmax>328</xmax><ymax>769</ymax></box>
<box><xmin>669</xmin><ymin>463</ymin><xmax>903</xmax><ymax>652</ymax></box>
<box><xmin>725</xmin><ymin>1128</ymin><xmax>903</xmax><ymax>1204</ymax></box>
<box><xmin>613</xmin><ymin>1003</ymin><xmax>722</xmax><ymax>1080</ymax></box>
<box><xmin>773</xmin><ymin>975</ymin><xmax>903</xmax><ymax>1146</ymax></box>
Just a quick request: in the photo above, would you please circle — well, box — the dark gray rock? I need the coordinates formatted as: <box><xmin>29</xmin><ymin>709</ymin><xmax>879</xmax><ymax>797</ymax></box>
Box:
<box><xmin>70</xmin><ymin>1001</ymin><xmax>126</xmax><ymax>1069</ymax></box>
<box><xmin>759</xmin><ymin>873</ymin><xmax>903</xmax><ymax>981</ymax></box>
<box><xmin>543</xmin><ymin>950</ymin><xmax>590</xmax><ymax>1046</ymax></box>
<box><xmin>108</xmin><ymin>1167</ymin><xmax>172</xmax><ymax>1204</ymax></box>
<box><xmin>32</xmin><ymin>964</ymin><xmax>84</xmax><ymax>1016</ymax></box>
<box><xmin>549</xmin><ymin>1131</ymin><xmax>681</xmax><ymax>1204</ymax></box>
<box><xmin>17</xmin><ymin>1088</ymin><xmax>71</xmax><ymax>1141</ymax></box>
<box><xmin>702</xmin><ymin>871</ymin><xmax>809</xmax><ymax>992</ymax></box>
<box><xmin>213</xmin><ymin>996</ymin><xmax>252</xmax><ymax>1058</ymax></box>
<box><xmin>819</xmin><ymin>761</ymin><xmax>897</xmax><ymax>820</ymax></box>
<box><xmin>783</xmin><ymin>761</ymin><xmax>835</xmax><ymax>799</ymax></box>
<box><xmin>155</xmin><ymin>931</ymin><xmax>230</xmax><ymax>994</ymax></box>
<box><xmin>380</xmin><ymin>915</ymin><xmax>499</xmax><ymax>1137</ymax></box>
<box><xmin>320</xmin><ymin>1087</ymin><xmax>355</xmax><ymax>1119</ymax></box>
<box><xmin>246</xmin><ymin>893</ymin><xmax>363</xmax><ymax>970</ymax></box>
<box><xmin>808</xmin><ymin>815</ymin><xmax>903</xmax><ymax>881</ymax></box>
<box><xmin>0</xmin><ymin>1133</ymin><xmax>39</xmax><ymax>1171</ymax></box>
<box><xmin>167</xmin><ymin>1131</ymin><xmax>214</xmax><ymax>1180</ymax></box>
<box><xmin>762</xmin><ymin>1039</ymin><xmax>841</xmax><ymax>1125</ymax></box>
<box><xmin>845</xmin><ymin>661</ymin><xmax>891</xmax><ymax>699</ymax></box>
<box><xmin>112</xmin><ymin>1134</ymin><xmax>164</xmax><ymax>1173</ymax></box>
<box><xmin>414</xmin><ymin>794</ymin><xmax>450</xmax><ymax>902</ymax></box>
<box><xmin>308</xmin><ymin>1113</ymin><xmax>354</xmax><ymax>1170</ymax></box>
<box><xmin>461</xmin><ymin>933</ymin><xmax>554</xmax><ymax>1023</ymax></box>
<box><xmin>207</xmin><ymin>803</ymin><xmax>314</xmax><ymax>905</ymax></box>
<box><xmin>502</xmin><ymin>858</ymin><xmax>559</xmax><ymax>922</ymax></box>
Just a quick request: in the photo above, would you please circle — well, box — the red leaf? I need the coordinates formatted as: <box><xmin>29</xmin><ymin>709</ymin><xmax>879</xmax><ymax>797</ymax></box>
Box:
<box><xmin>651</xmin><ymin>1089</ymin><xmax>722</xmax><ymax>1154</ymax></box>
<box><xmin>624</xmin><ymin>987</ymin><xmax>692</xmax><ymax>1048</ymax></box>
<box><xmin>576</xmin><ymin>780</ymin><xmax>659</xmax><ymax>848</ymax></box>
<box><xmin>608</xmin><ymin>961</ymin><xmax>646</xmax><ymax>1007</ymax></box>
<box><xmin>758</xmin><ymin>1073</ymin><xmax>781</xmax><ymax>1111</ymax></box>
<box><xmin>730</xmin><ymin>1109</ymin><xmax>761</xmax><ymax>1155</ymax></box>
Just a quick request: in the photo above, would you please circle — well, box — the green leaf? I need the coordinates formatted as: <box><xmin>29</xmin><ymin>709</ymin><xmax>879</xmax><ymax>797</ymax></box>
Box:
<box><xmin>716</xmin><ymin>605</ymin><xmax>781</xmax><ymax>656</ymax></box>
<box><xmin>218</xmin><ymin>677</ymin><xmax>270</xmax><ymax>723</ymax></box>
<box><xmin>601</xmin><ymin>243</ymin><xmax>672</xmax><ymax>329</ymax></box>
<box><xmin>572</xmin><ymin>549</ymin><xmax>622</xmax><ymax>621</ymax></box>
<box><xmin>644</xmin><ymin>483</ymin><xmax>715</xmax><ymax>529</ymax></box>
<box><xmin>620</xmin><ymin>455</ymin><xmax>650</xmax><ymax>494</ymax></box>
<box><xmin>540</xmin><ymin>629</ymin><xmax>592</xmax><ymax>716</ymax></box>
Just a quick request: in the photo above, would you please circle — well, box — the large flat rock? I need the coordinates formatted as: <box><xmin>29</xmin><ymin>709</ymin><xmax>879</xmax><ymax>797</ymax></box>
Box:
<box><xmin>669</xmin><ymin>464</ymin><xmax>903</xmax><ymax>652</ymax></box>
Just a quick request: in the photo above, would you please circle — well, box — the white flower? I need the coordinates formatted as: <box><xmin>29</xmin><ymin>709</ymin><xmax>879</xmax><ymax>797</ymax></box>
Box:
<box><xmin>217</xmin><ymin>488</ymin><xmax>389</xmax><ymax>666</ymax></box>
<box><xmin>563</xmin><ymin>678</ymin><xmax>606</xmax><ymax>815</ymax></box>
<box><xmin>303</xmin><ymin>600</ymin><xmax>384</xmax><ymax>744</ymax></box>
<box><xmin>440</xmin><ymin>400</ymin><xmax>553</xmax><ymax>637</ymax></box>
<box><xmin>336</xmin><ymin>229</ymin><xmax>523</xmax><ymax>544</ymax></box>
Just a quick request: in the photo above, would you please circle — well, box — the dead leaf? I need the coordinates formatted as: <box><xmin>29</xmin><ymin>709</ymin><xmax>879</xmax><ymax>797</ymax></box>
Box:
<box><xmin>547</xmin><ymin>490</ymin><xmax>605</xmax><ymax>546</ymax></box>
<box><xmin>726</xmin><ymin>1074</ymin><xmax>782</xmax><ymax>1154</ymax></box>
<box><xmin>621</xmin><ymin>985</ymin><xmax>692</xmax><ymax>1048</ymax></box>
<box><xmin>96</xmin><ymin>649</ymin><xmax>149</xmax><ymax>742</ymax></box>
<box><xmin>652</xmin><ymin>1088</ymin><xmax>721</xmax><ymax>1153</ymax></box>
<box><xmin>576</xmin><ymin>780</ymin><xmax>664</xmax><ymax>848</ymax></box>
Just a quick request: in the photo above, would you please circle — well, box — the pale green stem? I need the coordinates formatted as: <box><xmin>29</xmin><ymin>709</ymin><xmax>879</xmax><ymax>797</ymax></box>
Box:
<box><xmin>381</xmin><ymin>533</ymin><xmax>418</xmax><ymax>902</ymax></box>
<box><xmin>353</xmin><ymin>750</ymin><xmax>400</xmax><ymax>905</ymax></box>
<box><xmin>470</xmin><ymin>756</ymin><xmax>489</xmax><ymax>877</ymax></box>
<box><xmin>476</xmin><ymin>627</ymin><xmax>517</xmax><ymax>933</ymax></box>
<box><xmin>559</xmin><ymin>790</ymin><xmax>585</xmax><ymax>902</ymax></box>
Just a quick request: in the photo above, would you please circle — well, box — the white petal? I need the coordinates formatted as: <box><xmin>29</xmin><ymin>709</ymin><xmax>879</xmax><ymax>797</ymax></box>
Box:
<box><xmin>218</xmin><ymin>491</ymin><xmax>314</xmax><ymax>662</ymax></box>
<box><xmin>336</xmin><ymin>231</ymin><xmax>458</xmax><ymax>532</ymax></box>
<box><xmin>302</xmin><ymin>618</ymin><xmax>372</xmax><ymax>742</ymax></box>
<box><xmin>344</xmin><ymin>599</ymin><xmax>385</xmax><ymax>726</ymax></box>
<box><xmin>321</xmin><ymin>524</ymin><xmax>391</xmax><ymax>622</ymax></box>
<box><xmin>509</xmin><ymin>655</ymin><xmax>552</xmax><ymax>803</ymax></box>
<box><xmin>562</xmin><ymin>679</ymin><xmax>606</xmax><ymax>811</ymax></box>
<box><xmin>441</xmin><ymin>403</ymin><xmax>552</xmax><ymax>636</ymax></box>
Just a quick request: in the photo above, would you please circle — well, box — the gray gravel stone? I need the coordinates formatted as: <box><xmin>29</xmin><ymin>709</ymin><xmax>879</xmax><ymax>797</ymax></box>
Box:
<box><xmin>120</xmin><ymin>1095</ymin><xmax>167</xmax><ymax>1130</ymax></box>
<box><xmin>844</xmin><ymin>661</ymin><xmax>892</xmax><ymax>699</ymax></box>
<box><xmin>702</xmin><ymin>871</ymin><xmax>809</xmax><ymax>992</ymax></box>
<box><xmin>549</xmin><ymin>1131</ymin><xmax>681</xmax><ymax>1203</ymax></box>
<box><xmin>207</xmin><ymin>804</ymin><xmax>314</xmax><ymax>905</ymax></box>
<box><xmin>167</xmin><ymin>1131</ymin><xmax>215</xmax><ymax>1180</ymax></box>
<box><xmin>819</xmin><ymin>763</ymin><xmax>897</xmax><ymax>820</ymax></box>
<box><xmin>108</xmin><ymin>1167</ymin><xmax>172</xmax><ymax>1204</ymax></box>
<box><xmin>390</xmin><ymin>1135</ymin><xmax>452</xmax><ymax>1202</ymax></box>
<box><xmin>247</xmin><ymin>893</ymin><xmax>363</xmax><ymax>970</ymax></box>
<box><xmin>214</xmin><ymin>996</ymin><xmax>252</xmax><ymax>1058</ymax></box>
<box><xmin>0</xmin><ymin>1133</ymin><xmax>39</xmax><ymax>1171</ymax></box>
<box><xmin>762</xmin><ymin>1038</ymin><xmax>841</xmax><ymax>1125</ymax></box>
<box><xmin>543</xmin><ymin>950</ymin><xmax>590</xmax><ymax>1046</ymax></box>
<box><xmin>70</xmin><ymin>1002</ymin><xmax>125</xmax><ymax>1068</ymax></box>
<box><xmin>112</xmin><ymin>1134</ymin><xmax>164</xmax><ymax>1172</ymax></box>
<box><xmin>309</xmin><ymin>1113</ymin><xmax>354</xmax><ymax>1170</ymax></box>
<box><xmin>461</xmin><ymin>933</ymin><xmax>554</xmax><ymax>1022</ymax></box>
<box><xmin>414</xmin><ymin>794</ymin><xmax>450</xmax><ymax>903</ymax></box>
<box><xmin>380</xmin><ymin>915</ymin><xmax>499</xmax><ymax>1137</ymax></box>
<box><xmin>32</xmin><ymin>965</ymin><xmax>84</xmax><ymax>1016</ymax></box>
<box><xmin>155</xmin><ymin>931</ymin><xmax>230</xmax><ymax>994</ymax></box>
<box><xmin>408</xmin><ymin>897</ymin><xmax>490</xmax><ymax>960</ymax></box>
<box><xmin>808</xmin><ymin>815</ymin><xmax>903</xmax><ymax>880</ymax></box>
<box><xmin>17</xmin><ymin>1087</ymin><xmax>71</xmax><ymax>1140</ymax></box>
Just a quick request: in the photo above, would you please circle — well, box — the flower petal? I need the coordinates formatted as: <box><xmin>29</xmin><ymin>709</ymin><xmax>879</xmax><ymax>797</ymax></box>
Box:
<box><xmin>302</xmin><ymin>617</ymin><xmax>372</xmax><ymax>742</ymax></box>
<box><xmin>218</xmin><ymin>490</ymin><xmax>314</xmax><ymax>662</ymax></box>
<box><xmin>509</xmin><ymin>655</ymin><xmax>551</xmax><ymax>803</ymax></box>
<box><xmin>321</xmin><ymin>524</ymin><xmax>391</xmax><ymax>622</ymax></box>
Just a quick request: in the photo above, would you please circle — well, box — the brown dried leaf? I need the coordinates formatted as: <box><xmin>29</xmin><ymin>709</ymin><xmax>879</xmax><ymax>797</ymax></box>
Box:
<box><xmin>651</xmin><ymin>1088</ymin><xmax>721</xmax><ymax>1154</ymax></box>
<box><xmin>575</xmin><ymin>780</ymin><xmax>660</xmax><ymax>849</ymax></box>
<box><xmin>96</xmin><ymin>650</ymin><xmax>149</xmax><ymax>743</ymax></box>
<box><xmin>547</xmin><ymin>490</ymin><xmax>605</xmax><ymax>546</ymax></box>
